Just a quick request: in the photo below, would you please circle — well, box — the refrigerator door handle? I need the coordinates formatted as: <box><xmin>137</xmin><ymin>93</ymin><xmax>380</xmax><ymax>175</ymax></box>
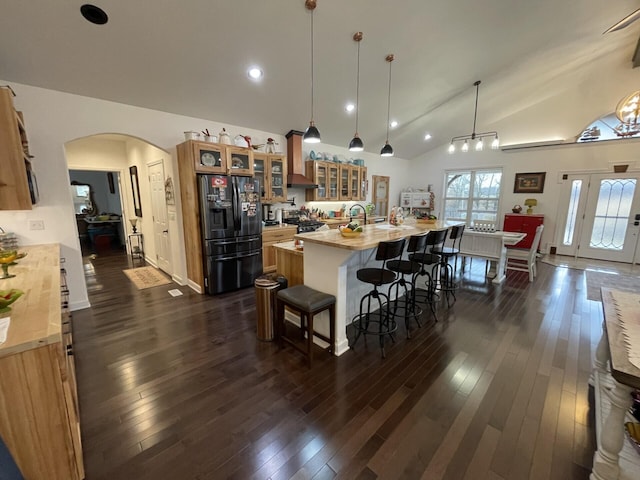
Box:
<box><xmin>233</xmin><ymin>178</ymin><xmax>241</xmax><ymax>231</ymax></box>
<box><xmin>214</xmin><ymin>251</ymin><xmax>260</xmax><ymax>262</ymax></box>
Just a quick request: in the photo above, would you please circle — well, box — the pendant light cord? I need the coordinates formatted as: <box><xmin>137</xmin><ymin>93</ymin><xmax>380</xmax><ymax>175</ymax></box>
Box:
<box><xmin>355</xmin><ymin>38</ymin><xmax>360</xmax><ymax>134</ymax></box>
<box><xmin>385</xmin><ymin>56</ymin><xmax>393</xmax><ymax>141</ymax></box>
<box><xmin>472</xmin><ymin>80</ymin><xmax>481</xmax><ymax>138</ymax></box>
<box><xmin>310</xmin><ymin>9</ymin><xmax>315</xmax><ymax>123</ymax></box>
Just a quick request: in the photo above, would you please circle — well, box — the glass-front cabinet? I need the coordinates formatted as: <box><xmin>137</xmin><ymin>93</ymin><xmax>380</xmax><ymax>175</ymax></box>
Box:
<box><xmin>360</xmin><ymin>167</ymin><xmax>367</xmax><ymax>199</ymax></box>
<box><xmin>340</xmin><ymin>165</ymin><xmax>350</xmax><ymax>200</ymax></box>
<box><xmin>254</xmin><ymin>153</ymin><xmax>287</xmax><ymax>203</ymax></box>
<box><xmin>193</xmin><ymin>142</ymin><xmax>227</xmax><ymax>174</ymax></box>
<box><xmin>225</xmin><ymin>146</ymin><xmax>254</xmax><ymax>176</ymax></box>
<box><xmin>306</xmin><ymin>161</ymin><xmax>333</xmax><ymax>201</ymax></box>
<box><xmin>350</xmin><ymin>166</ymin><xmax>360</xmax><ymax>200</ymax></box>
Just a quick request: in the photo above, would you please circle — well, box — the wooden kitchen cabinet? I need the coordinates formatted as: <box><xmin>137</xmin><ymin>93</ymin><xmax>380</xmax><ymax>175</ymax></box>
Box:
<box><xmin>254</xmin><ymin>153</ymin><xmax>287</xmax><ymax>203</ymax></box>
<box><xmin>0</xmin><ymin>244</ymin><xmax>84</xmax><ymax>479</ymax></box>
<box><xmin>306</xmin><ymin>160</ymin><xmax>339</xmax><ymax>201</ymax></box>
<box><xmin>503</xmin><ymin>213</ymin><xmax>544</xmax><ymax>250</ymax></box>
<box><xmin>0</xmin><ymin>86</ymin><xmax>35</xmax><ymax>210</ymax></box>
<box><xmin>185</xmin><ymin>140</ymin><xmax>254</xmax><ymax>176</ymax></box>
<box><xmin>262</xmin><ymin>226</ymin><xmax>297</xmax><ymax>273</ymax></box>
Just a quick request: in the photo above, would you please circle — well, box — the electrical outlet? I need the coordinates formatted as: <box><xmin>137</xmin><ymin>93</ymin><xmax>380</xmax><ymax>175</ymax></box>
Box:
<box><xmin>29</xmin><ymin>220</ymin><xmax>45</xmax><ymax>230</ymax></box>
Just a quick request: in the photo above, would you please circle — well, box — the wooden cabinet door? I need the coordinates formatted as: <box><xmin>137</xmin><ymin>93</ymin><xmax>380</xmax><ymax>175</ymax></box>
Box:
<box><xmin>350</xmin><ymin>166</ymin><xmax>360</xmax><ymax>200</ymax></box>
<box><xmin>306</xmin><ymin>161</ymin><xmax>329</xmax><ymax>201</ymax></box>
<box><xmin>192</xmin><ymin>141</ymin><xmax>227</xmax><ymax>174</ymax></box>
<box><xmin>269</xmin><ymin>155</ymin><xmax>287</xmax><ymax>203</ymax></box>
<box><xmin>328</xmin><ymin>164</ymin><xmax>339</xmax><ymax>200</ymax></box>
<box><xmin>503</xmin><ymin>214</ymin><xmax>544</xmax><ymax>250</ymax></box>
<box><xmin>360</xmin><ymin>167</ymin><xmax>367</xmax><ymax>200</ymax></box>
<box><xmin>339</xmin><ymin>165</ymin><xmax>351</xmax><ymax>200</ymax></box>
<box><xmin>253</xmin><ymin>153</ymin><xmax>268</xmax><ymax>201</ymax></box>
<box><xmin>263</xmin><ymin>240</ymin><xmax>277</xmax><ymax>272</ymax></box>
<box><xmin>226</xmin><ymin>146</ymin><xmax>254</xmax><ymax>176</ymax></box>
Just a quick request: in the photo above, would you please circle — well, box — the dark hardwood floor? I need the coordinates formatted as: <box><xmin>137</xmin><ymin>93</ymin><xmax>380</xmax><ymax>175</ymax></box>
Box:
<box><xmin>72</xmin><ymin>254</ymin><xmax>598</xmax><ymax>479</ymax></box>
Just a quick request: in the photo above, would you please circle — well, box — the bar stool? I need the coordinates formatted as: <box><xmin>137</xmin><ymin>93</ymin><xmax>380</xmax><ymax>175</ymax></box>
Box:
<box><xmin>387</xmin><ymin>233</ymin><xmax>428</xmax><ymax>338</ymax></box>
<box><xmin>431</xmin><ymin>225</ymin><xmax>465</xmax><ymax>306</ymax></box>
<box><xmin>276</xmin><ymin>285</ymin><xmax>336</xmax><ymax>367</ymax></box>
<box><xmin>409</xmin><ymin>229</ymin><xmax>447</xmax><ymax>321</ymax></box>
<box><xmin>351</xmin><ymin>238</ymin><xmax>406</xmax><ymax>358</ymax></box>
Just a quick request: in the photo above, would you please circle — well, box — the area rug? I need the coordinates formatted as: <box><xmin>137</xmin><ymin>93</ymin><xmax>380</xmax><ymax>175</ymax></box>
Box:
<box><xmin>585</xmin><ymin>270</ymin><xmax>640</xmax><ymax>301</ymax></box>
<box><xmin>123</xmin><ymin>266</ymin><xmax>171</xmax><ymax>290</ymax></box>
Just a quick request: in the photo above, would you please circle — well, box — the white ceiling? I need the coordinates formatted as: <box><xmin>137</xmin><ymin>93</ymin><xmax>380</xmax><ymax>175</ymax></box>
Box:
<box><xmin>2</xmin><ymin>1</ymin><xmax>640</xmax><ymax>159</ymax></box>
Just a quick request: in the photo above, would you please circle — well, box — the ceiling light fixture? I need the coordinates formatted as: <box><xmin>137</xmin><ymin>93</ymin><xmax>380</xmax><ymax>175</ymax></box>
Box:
<box><xmin>448</xmin><ymin>80</ymin><xmax>499</xmax><ymax>154</ymax></box>
<box><xmin>80</xmin><ymin>4</ymin><xmax>108</xmax><ymax>25</ymax></box>
<box><xmin>613</xmin><ymin>90</ymin><xmax>640</xmax><ymax>137</ymax></box>
<box><xmin>390</xmin><ymin>120</ymin><xmax>398</xmax><ymax>129</ymax></box>
<box><xmin>424</xmin><ymin>133</ymin><xmax>432</xmax><ymax>141</ymax></box>
<box><xmin>380</xmin><ymin>54</ymin><xmax>395</xmax><ymax>157</ymax></box>
<box><xmin>303</xmin><ymin>0</ymin><xmax>321</xmax><ymax>144</ymax></box>
<box><xmin>348</xmin><ymin>31</ymin><xmax>364</xmax><ymax>152</ymax></box>
<box><xmin>247</xmin><ymin>67</ymin><xmax>263</xmax><ymax>80</ymax></box>
<box><xmin>345</xmin><ymin>103</ymin><xmax>355</xmax><ymax>113</ymax></box>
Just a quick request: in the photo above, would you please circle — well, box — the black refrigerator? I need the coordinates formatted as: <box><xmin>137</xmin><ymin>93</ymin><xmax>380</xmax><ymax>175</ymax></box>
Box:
<box><xmin>198</xmin><ymin>174</ymin><xmax>262</xmax><ymax>294</ymax></box>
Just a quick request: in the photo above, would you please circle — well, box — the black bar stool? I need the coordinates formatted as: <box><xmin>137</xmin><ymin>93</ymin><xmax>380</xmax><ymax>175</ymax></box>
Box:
<box><xmin>409</xmin><ymin>228</ymin><xmax>447</xmax><ymax>321</ymax></box>
<box><xmin>431</xmin><ymin>225</ymin><xmax>465</xmax><ymax>306</ymax></box>
<box><xmin>351</xmin><ymin>238</ymin><xmax>406</xmax><ymax>358</ymax></box>
<box><xmin>387</xmin><ymin>233</ymin><xmax>428</xmax><ymax>338</ymax></box>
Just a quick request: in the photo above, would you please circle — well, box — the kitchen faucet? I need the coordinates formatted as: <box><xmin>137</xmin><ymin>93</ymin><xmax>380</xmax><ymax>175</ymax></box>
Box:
<box><xmin>349</xmin><ymin>203</ymin><xmax>367</xmax><ymax>225</ymax></box>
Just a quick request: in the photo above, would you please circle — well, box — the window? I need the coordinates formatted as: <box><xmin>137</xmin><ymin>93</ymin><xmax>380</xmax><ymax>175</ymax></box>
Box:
<box><xmin>443</xmin><ymin>169</ymin><xmax>502</xmax><ymax>225</ymax></box>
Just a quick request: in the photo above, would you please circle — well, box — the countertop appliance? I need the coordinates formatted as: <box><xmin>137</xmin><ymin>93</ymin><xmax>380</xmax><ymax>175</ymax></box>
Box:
<box><xmin>198</xmin><ymin>174</ymin><xmax>262</xmax><ymax>294</ymax></box>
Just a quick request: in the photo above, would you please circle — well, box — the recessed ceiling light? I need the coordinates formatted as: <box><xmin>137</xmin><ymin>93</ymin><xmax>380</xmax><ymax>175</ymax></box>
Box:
<box><xmin>80</xmin><ymin>4</ymin><xmax>109</xmax><ymax>25</ymax></box>
<box><xmin>424</xmin><ymin>133</ymin><xmax>432</xmax><ymax>140</ymax></box>
<box><xmin>345</xmin><ymin>103</ymin><xmax>355</xmax><ymax>113</ymax></box>
<box><xmin>248</xmin><ymin>67</ymin><xmax>263</xmax><ymax>80</ymax></box>
<box><xmin>390</xmin><ymin>120</ymin><xmax>398</xmax><ymax>128</ymax></box>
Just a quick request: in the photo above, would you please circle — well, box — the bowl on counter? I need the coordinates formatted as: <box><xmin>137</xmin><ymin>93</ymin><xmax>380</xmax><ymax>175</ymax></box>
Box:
<box><xmin>339</xmin><ymin>226</ymin><xmax>363</xmax><ymax>238</ymax></box>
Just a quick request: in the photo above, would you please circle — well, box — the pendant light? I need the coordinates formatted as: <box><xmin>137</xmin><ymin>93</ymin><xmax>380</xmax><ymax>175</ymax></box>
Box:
<box><xmin>348</xmin><ymin>32</ymin><xmax>364</xmax><ymax>152</ymax></box>
<box><xmin>303</xmin><ymin>0</ymin><xmax>321</xmax><ymax>143</ymax></box>
<box><xmin>448</xmin><ymin>80</ymin><xmax>499</xmax><ymax>153</ymax></box>
<box><xmin>380</xmin><ymin>54</ymin><xmax>395</xmax><ymax>157</ymax></box>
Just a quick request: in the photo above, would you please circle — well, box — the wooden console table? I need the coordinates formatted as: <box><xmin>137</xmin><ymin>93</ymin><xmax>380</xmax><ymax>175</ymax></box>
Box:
<box><xmin>590</xmin><ymin>287</ymin><xmax>640</xmax><ymax>480</ymax></box>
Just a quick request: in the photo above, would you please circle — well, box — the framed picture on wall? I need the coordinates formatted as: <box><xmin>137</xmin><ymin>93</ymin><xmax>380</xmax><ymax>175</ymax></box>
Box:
<box><xmin>130</xmin><ymin>166</ymin><xmax>143</xmax><ymax>217</ymax></box>
<box><xmin>514</xmin><ymin>172</ymin><xmax>546</xmax><ymax>193</ymax></box>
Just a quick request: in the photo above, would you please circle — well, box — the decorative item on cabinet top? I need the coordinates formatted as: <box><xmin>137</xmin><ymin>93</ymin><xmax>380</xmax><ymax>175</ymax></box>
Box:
<box><xmin>309</xmin><ymin>150</ymin><xmax>365</xmax><ymax>165</ymax></box>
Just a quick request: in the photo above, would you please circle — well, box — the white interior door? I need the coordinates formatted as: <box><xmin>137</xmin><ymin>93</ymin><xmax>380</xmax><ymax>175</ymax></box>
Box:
<box><xmin>558</xmin><ymin>173</ymin><xmax>640</xmax><ymax>262</ymax></box>
<box><xmin>148</xmin><ymin>161</ymin><xmax>171</xmax><ymax>273</ymax></box>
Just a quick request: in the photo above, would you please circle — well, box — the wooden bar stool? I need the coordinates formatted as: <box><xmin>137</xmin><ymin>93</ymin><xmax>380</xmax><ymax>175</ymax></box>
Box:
<box><xmin>276</xmin><ymin>285</ymin><xmax>336</xmax><ymax>367</ymax></box>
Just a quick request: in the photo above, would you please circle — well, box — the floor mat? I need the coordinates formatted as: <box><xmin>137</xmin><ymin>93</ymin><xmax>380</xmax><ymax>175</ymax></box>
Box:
<box><xmin>123</xmin><ymin>266</ymin><xmax>171</xmax><ymax>289</ymax></box>
<box><xmin>585</xmin><ymin>270</ymin><xmax>640</xmax><ymax>301</ymax></box>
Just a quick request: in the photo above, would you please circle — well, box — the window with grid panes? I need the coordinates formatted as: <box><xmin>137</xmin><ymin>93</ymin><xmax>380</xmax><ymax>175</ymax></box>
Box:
<box><xmin>443</xmin><ymin>169</ymin><xmax>502</xmax><ymax>226</ymax></box>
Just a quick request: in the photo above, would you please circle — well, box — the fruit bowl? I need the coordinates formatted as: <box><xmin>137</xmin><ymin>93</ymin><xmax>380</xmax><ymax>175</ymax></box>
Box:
<box><xmin>0</xmin><ymin>289</ymin><xmax>24</xmax><ymax>314</ymax></box>
<box><xmin>339</xmin><ymin>226</ymin><xmax>363</xmax><ymax>238</ymax></box>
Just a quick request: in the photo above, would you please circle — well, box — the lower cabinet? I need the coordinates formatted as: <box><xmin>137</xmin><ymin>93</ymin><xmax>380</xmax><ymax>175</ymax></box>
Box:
<box><xmin>262</xmin><ymin>226</ymin><xmax>297</xmax><ymax>273</ymax></box>
<box><xmin>0</xmin><ymin>245</ymin><xmax>84</xmax><ymax>479</ymax></box>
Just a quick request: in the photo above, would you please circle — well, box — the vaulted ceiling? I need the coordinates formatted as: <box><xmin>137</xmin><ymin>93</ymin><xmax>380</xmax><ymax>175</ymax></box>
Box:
<box><xmin>2</xmin><ymin>1</ymin><xmax>640</xmax><ymax>159</ymax></box>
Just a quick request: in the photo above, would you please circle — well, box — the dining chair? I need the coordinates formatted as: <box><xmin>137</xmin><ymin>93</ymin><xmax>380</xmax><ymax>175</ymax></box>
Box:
<box><xmin>505</xmin><ymin>224</ymin><xmax>544</xmax><ymax>282</ymax></box>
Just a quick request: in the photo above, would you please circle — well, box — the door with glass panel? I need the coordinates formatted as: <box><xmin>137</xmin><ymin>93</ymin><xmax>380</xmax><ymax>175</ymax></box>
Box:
<box><xmin>557</xmin><ymin>173</ymin><xmax>640</xmax><ymax>262</ymax></box>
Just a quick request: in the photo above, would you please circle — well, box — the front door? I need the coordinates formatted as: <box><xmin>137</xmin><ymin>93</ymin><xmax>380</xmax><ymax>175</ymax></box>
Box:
<box><xmin>148</xmin><ymin>161</ymin><xmax>172</xmax><ymax>273</ymax></box>
<box><xmin>557</xmin><ymin>173</ymin><xmax>640</xmax><ymax>262</ymax></box>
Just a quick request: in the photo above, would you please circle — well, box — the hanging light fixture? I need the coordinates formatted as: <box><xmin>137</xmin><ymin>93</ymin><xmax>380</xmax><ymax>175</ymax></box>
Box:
<box><xmin>348</xmin><ymin>32</ymin><xmax>364</xmax><ymax>152</ymax></box>
<box><xmin>303</xmin><ymin>0</ymin><xmax>321</xmax><ymax>143</ymax></box>
<box><xmin>380</xmin><ymin>54</ymin><xmax>395</xmax><ymax>157</ymax></box>
<box><xmin>448</xmin><ymin>80</ymin><xmax>499</xmax><ymax>153</ymax></box>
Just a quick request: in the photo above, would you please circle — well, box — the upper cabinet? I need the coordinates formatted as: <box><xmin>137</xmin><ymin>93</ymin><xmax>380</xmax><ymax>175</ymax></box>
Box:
<box><xmin>306</xmin><ymin>161</ymin><xmax>339</xmax><ymax>202</ymax></box>
<box><xmin>187</xmin><ymin>140</ymin><xmax>254</xmax><ymax>176</ymax></box>
<box><xmin>305</xmin><ymin>161</ymin><xmax>368</xmax><ymax>201</ymax></box>
<box><xmin>254</xmin><ymin>153</ymin><xmax>287</xmax><ymax>203</ymax></box>
<box><xmin>0</xmin><ymin>87</ymin><xmax>36</xmax><ymax>210</ymax></box>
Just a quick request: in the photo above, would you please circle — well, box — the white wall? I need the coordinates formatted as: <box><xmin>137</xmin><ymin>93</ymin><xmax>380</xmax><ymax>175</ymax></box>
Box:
<box><xmin>0</xmin><ymin>80</ymin><xmax>413</xmax><ymax>311</ymax></box>
<box><xmin>410</xmin><ymin>139</ymin><xmax>640</xmax><ymax>252</ymax></box>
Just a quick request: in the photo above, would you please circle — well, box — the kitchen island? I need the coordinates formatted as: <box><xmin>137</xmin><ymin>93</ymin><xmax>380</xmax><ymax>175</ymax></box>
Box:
<box><xmin>294</xmin><ymin>220</ymin><xmax>451</xmax><ymax>356</ymax></box>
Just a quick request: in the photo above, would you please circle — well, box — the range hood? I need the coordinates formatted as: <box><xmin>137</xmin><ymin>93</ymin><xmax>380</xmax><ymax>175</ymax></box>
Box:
<box><xmin>286</xmin><ymin>130</ymin><xmax>318</xmax><ymax>188</ymax></box>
